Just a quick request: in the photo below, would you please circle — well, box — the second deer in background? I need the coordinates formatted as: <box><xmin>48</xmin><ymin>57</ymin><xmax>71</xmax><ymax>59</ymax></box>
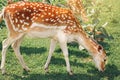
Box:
<box><xmin>66</xmin><ymin>0</ymin><xmax>88</xmax><ymax>22</ymax></box>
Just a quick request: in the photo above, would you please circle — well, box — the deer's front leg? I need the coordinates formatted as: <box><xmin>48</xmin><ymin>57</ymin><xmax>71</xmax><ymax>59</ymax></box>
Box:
<box><xmin>57</xmin><ymin>32</ymin><xmax>73</xmax><ymax>75</ymax></box>
<box><xmin>59</xmin><ymin>41</ymin><xmax>73</xmax><ymax>75</ymax></box>
<box><xmin>44</xmin><ymin>39</ymin><xmax>57</xmax><ymax>72</ymax></box>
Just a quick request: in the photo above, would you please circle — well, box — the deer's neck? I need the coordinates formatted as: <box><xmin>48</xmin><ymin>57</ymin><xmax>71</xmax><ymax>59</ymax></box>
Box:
<box><xmin>77</xmin><ymin>31</ymin><xmax>98</xmax><ymax>55</ymax></box>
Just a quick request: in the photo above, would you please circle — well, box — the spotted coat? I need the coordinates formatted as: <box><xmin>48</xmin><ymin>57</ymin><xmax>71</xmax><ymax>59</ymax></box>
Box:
<box><xmin>4</xmin><ymin>1</ymin><xmax>83</xmax><ymax>33</ymax></box>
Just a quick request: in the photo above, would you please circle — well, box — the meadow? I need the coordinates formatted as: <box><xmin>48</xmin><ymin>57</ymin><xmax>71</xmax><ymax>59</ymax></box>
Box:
<box><xmin>0</xmin><ymin>0</ymin><xmax>120</xmax><ymax>80</ymax></box>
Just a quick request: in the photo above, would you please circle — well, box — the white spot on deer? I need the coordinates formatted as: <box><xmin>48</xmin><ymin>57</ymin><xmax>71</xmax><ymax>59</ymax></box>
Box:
<box><xmin>35</xmin><ymin>10</ymin><xmax>39</xmax><ymax>13</ymax></box>
<box><xmin>15</xmin><ymin>18</ymin><xmax>18</xmax><ymax>23</ymax></box>
<box><xmin>32</xmin><ymin>20</ymin><xmax>34</xmax><ymax>23</ymax></box>
<box><xmin>17</xmin><ymin>24</ymin><xmax>20</xmax><ymax>28</ymax></box>
<box><xmin>45</xmin><ymin>18</ymin><xmax>49</xmax><ymax>21</ymax></box>
<box><xmin>26</xmin><ymin>17</ymin><xmax>30</xmax><ymax>20</ymax></box>
<box><xmin>18</xmin><ymin>29</ymin><xmax>23</xmax><ymax>32</ymax></box>
<box><xmin>67</xmin><ymin>20</ymin><xmax>73</xmax><ymax>24</ymax></box>
<box><xmin>40</xmin><ymin>5</ymin><xmax>43</xmax><ymax>8</ymax></box>
<box><xmin>69</xmin><ymin>22</ymin><xmax>73</xmax><ymax>25</ymax></box>
<box><xmin>22</xmin><ymin>14</ymin><xmax>25</xmax><ymax>18</ymax></box>
<box><xmin>56</xmin><ymin>11</ymin><xmax>58</xmax><ymax>14</ymax></box>
<box><xmin>17</xmin><ymin>12</ymin><xmax>20</xmax><ymax>15</ymax></box>
<box><xmin>33</xmin><ymin>13</ymin><xmax>36</xmax><ymax>15</ymax></box>
<box><xmin>51</xmin><ymin>14</ymin><xmax>54</xmax><ymax>17</ymax></box>
<box><xmin>22</xmin><ymin>26</ymin><xmax>28</xmax><ymax>31</ymax></box>
<box><xmin>48</xmin><ymin>12</ymin><xmax>51</xmax><ymax>15</ymax></box>
<box><xmin>26</xmin><ymin>6</ymin><xmax>29</xmax><ymax>8</ymax></box>
<box><xmin>68</xmin><ymin>16</ymin><xmax>72</xmax><ymax>19</ymax></box>
<box><xmin>50</xmin><ymin>19</ymin><xmax>55</xmax><ymax>22</ymax></box>
<box><xmin>45</xmin><ymin>6</ymin><xmax>48</xmax><ymax>9</ymax></box>
<box><xmin>57</xmin><ymin>15</ymin><xmax>61</xmax><ymax>18</ymax></box>
<box><xmin>33</xmin><ymin>7</ymin><xmax>36</xmax><ymax>10</ymax></box>
<box><xmin>28</xmin><ymin>9</ymin><xmax>32</xmax><ymax>12</ymax></box>
<box><xmin>20</xmin><ymin>20</ymin><xmax>24</xmax><ymax>23</ymax></box>
<box><xmin>45</xmin><ymin>9</ymin><xmax>48</xmax><ymax>11</ymax></box>
<box><xmin>37</xmin><ymin>4</ymin><xmax>40</xmax><ymax>7</ymax></box>
<box><xmin>10</xmin><ymin>6</ymin><xmax>15</xmax><ymax>9</ymax></box>
<box><xmin>37</xmin><ymin>14</ymin><xmax>41</xmax><ymax>16</ymax></box>
<box><xmin>61</xmin><ymin>14</ymin><xmax>66</xmax><ymax>20</ymax></box>
<box><xmin>7</xmin><ymin>10</ymin><xmax>10</xmax><ymax>12</ymax></box>
<box><xmin>52</xmin><ymin>9</ymin><xmax>54</xmax><ymax>13</ymax></box>
<box><xmin>15</xmin><ymin>27</ymin><xmax>19</xmax><ymax>31</ymax></box>
<box><xmin>23</xmin><ymin>8</ymin><xmax>27</xmax><ymax>10</ymax></box>
<box><xmin>56</xmin><ymin>18</ymin><xmax>60</xmax><ymax>21</ymax></box>
<box><xmin>35</xmin><ymin>17</ymin><xmax>38</xmax><ymax>20</ymax></box>
<box><xmin>64</xmin><ymin>14</ymin><xmax>68</xmax><ymax>18</ymax></box>
<box><xmin>48</xmin><ymin>7</ymin><xmax>51</xmax><ymax>10</ymax></box>
<box><xmin>41</xmin><ymin>15</ymin><xmax>44</xmax><ymax>18</ymax></box>
<box><xmin>24</xmin><ymin>22</ymin><xmax>30</xmax><ymax>26</ymax></box>
<box><xmin>19</xmin><ymin>2</ymin><xmax>25</xmax><ymax>6</ymax></box>
<box><xmin>30</xmin><ymin>5</ymin><xmax>33</xmax><ymax>8</ymax></box>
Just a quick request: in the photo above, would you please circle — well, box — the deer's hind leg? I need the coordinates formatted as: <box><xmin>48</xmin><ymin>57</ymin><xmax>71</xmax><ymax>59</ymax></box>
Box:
<box><xmin>1</xmin><ymin>37</ymin><xmax>15</xmax><ymax>74</ymax></box>
<box><xmin>11</xmin><ymin>34</ymin><xmax>30</xmax><ymax>72</ymax></box>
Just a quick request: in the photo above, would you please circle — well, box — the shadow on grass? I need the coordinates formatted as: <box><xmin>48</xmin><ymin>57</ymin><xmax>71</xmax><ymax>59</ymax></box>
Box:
<box><xmin>20</xmin><ymin>46</ymin><xmax>47</xmax><ymax>55</ymax></box>
<box><xmin>0</xmin><ymin>42</ymin><xmax>47</xmax><ymax>55</ymax></box>
<box><xmin>6</xmin><ymin>64</ymin><xmax>120</xmax><ymax>80</ymax></box>
<box><xmin>49</xmin><ymin>56</ymin><xmax>86</xmax><ymax>68</ymax></box>
<box><xmin>55</xmin><ymin>48</ymin><xmax>89</xmax><ymax>58</ymax></box>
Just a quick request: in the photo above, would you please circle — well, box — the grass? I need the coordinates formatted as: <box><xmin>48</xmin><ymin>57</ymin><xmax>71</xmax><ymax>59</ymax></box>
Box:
<box><xmin>0</xmin><ymin>0</ymin><xmax>120</xmax><ymax>80</ymax></box>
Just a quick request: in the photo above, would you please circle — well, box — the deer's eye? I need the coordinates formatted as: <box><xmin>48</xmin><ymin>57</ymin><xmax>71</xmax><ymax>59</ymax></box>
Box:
<box><xmin>104</xmin><ymin>59</ymin><xmax>106</xmax><ymax>62</ymax></box>
<box><xmin>103</xmin><ymin>57</ymin><xmax>107</xmax><ymax>62</ymax></box>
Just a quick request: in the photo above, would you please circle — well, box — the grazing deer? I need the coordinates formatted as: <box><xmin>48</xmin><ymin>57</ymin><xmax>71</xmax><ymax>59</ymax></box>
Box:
<box><xmin>0</xmin><ymin>1</ymin><xmax>106</xmax><ymax>75</ymax></box>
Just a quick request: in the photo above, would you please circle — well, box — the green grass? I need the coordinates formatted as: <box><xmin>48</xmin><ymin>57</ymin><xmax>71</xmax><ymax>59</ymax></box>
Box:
<box><xmin>0</xmin><ymin>0</ymin><xmax>120</xmax><ymax>80</ymax></box>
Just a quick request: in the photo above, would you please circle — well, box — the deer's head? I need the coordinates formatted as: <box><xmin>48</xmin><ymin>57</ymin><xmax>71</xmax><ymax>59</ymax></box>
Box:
<box><xmin>93</xmin><ymin>45</ymin><xmax>107</xmax><ymax>71</ymax></box>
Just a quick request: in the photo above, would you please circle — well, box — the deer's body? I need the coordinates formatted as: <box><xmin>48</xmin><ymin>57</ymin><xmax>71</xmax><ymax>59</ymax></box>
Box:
<box><xmin>0</xmin><ymin>1</ymin><xmax>106</xmax><ymax>75</ymax></box>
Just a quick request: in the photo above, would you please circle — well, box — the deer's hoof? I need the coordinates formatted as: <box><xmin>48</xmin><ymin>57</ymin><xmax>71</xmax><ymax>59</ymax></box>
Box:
<box><xmin>68</xmin><ymin>70</ymin><xmax>73</xmax><ymax>75</ymax></box>
<box><xmin>44</xmin><ymin>67</ymin><xmax>49</xmax><ymax>73</ymax></box>
<box><xmin>1</xmin><ymin>68</ymin><xmax>6</xmax><ymax>75</ymax></box>
<box><xmin>23</xmin><ymin>67</ymin><xmax>30</xmax><ymax>72</ymax></box>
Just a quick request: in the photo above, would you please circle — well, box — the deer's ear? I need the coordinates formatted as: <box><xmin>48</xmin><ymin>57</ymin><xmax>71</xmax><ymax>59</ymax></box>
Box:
<box><xmin>98</xmin><ymin>45</ymin><xmax>103</xmax><ymax>52</ymax></box>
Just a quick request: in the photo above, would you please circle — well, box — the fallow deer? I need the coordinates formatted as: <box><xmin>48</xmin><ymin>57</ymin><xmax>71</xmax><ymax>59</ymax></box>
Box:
<box><xmin>66</xmin><ymin>0</ymin><xmax>88</xmax><ymax>22</ymax></box>
<box><xmin>0</xmin><ymin>1</ymin><xmax>106</xmax><ymax>75</ymax></box>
